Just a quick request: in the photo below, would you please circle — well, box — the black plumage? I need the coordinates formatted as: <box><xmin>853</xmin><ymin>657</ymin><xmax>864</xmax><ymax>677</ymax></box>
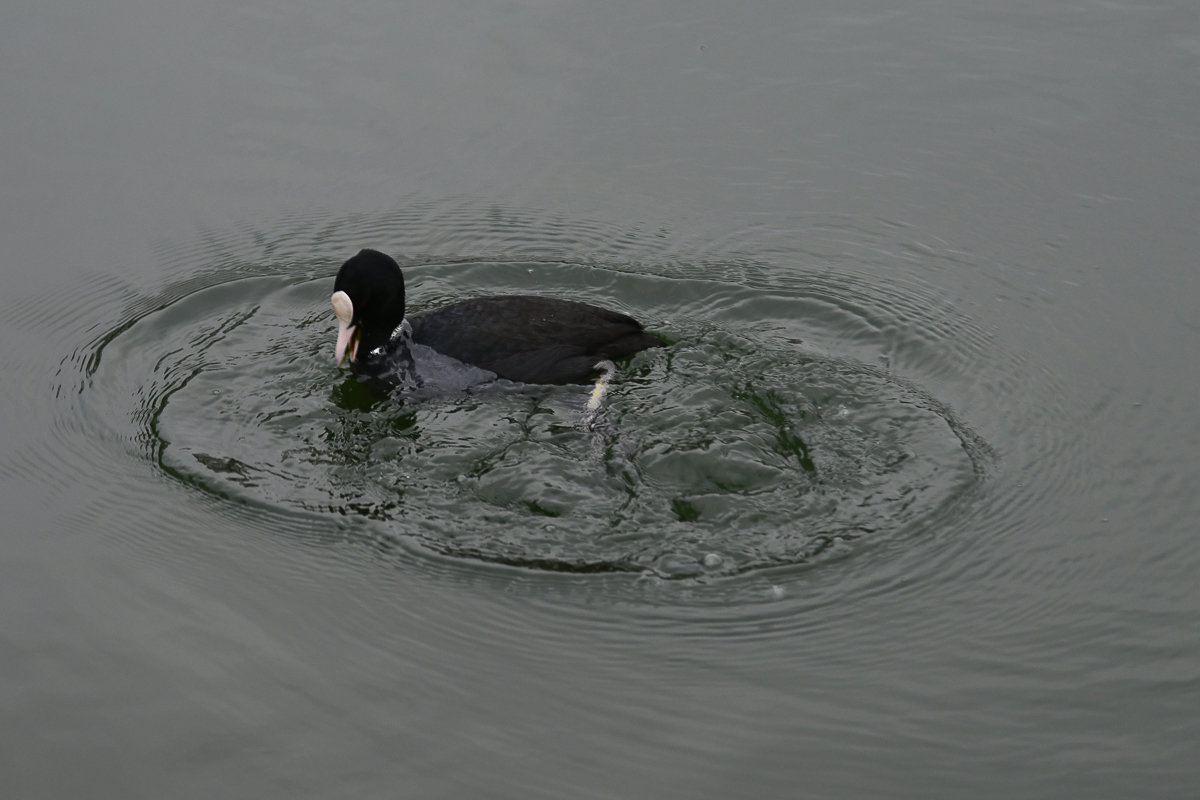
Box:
<box><xmin>332</xmin><ymin>249</ymin><xmax>663</xmax><ymax>384</ymax></box>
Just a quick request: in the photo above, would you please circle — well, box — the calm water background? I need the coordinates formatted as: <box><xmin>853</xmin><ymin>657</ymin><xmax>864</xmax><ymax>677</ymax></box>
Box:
<box><xmin>3</xmin><ymin>0</ymin><xmax>1199</xmax><ymax>797</ymax></box>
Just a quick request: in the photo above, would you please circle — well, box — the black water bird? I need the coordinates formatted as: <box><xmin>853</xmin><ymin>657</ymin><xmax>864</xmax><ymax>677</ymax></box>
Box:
<box><xmin>331</xmin><ymin>249</ymin><xmax>664</xmax><ymax>384</ymax></box>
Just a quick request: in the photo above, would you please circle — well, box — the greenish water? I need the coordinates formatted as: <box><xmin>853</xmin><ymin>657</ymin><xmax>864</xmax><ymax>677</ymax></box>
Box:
<box><xmin>97</xmin><ymin>239</ymin><xmax>987</xmax><ymax>579</ymax></box>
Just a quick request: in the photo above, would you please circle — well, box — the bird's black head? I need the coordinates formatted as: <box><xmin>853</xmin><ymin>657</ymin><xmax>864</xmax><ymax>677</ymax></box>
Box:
<box><xmin>331</xmin><ymin>249</ymin><xmax>407</xmax><ymax>367</ymax></box>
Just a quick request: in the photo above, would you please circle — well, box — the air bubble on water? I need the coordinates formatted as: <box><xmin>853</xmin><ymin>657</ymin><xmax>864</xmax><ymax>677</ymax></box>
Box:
<box><xmin>703</xmin><ymin>553</ymin><xmax>723</xmax><ymax>568</ymax></box>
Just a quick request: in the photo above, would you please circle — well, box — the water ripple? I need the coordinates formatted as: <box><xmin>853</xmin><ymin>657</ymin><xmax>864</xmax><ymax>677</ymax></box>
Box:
<box><xmin>10</xmin><ymin>202</ymin><xmax>1075</xmax><ymax>611</ymax></box>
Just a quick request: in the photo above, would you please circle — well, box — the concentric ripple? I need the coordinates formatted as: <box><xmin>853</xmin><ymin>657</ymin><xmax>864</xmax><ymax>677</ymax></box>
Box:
<box><xmin>70</xmin><ymin>221</ymin><xmax>993</xmax><ymax>577</ymax></box>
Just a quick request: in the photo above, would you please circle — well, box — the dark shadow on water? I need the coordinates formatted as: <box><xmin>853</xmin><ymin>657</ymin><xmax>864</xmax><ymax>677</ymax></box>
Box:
<box><xmin>331</xmin><ymin>374</ymin><xmax>393</xmax><ymax>411</ymax></box>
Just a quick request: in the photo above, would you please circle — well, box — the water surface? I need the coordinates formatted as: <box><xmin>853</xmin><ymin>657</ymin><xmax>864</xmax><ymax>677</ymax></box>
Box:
<box><xmin>2</xmin><ymin>0</ymin><xmax>1198</xmax><ymax>797</ymax></box>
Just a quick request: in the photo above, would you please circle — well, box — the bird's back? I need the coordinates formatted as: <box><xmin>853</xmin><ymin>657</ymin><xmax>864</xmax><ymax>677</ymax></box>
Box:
<box><xmin>409</xmin><ymin>296</ymin><xmax>663</xmax><ymax>384</ymax></box>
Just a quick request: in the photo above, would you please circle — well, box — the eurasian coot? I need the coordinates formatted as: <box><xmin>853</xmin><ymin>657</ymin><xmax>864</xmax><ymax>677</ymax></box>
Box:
<box><xmin>331</xmin><ymin>249</ymin><xmax>663</xmax><ymax>384</ymax></box>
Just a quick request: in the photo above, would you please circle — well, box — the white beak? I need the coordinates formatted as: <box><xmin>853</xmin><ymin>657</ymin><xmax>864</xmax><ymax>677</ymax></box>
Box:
<box><xmin>332</xmin><ymin>290</ymin><xmax>357</xmax><ymax>366</ymax></box>
<box><xmin>335</xmin><ymin>320</ymin><xmax>358</xmax><ymax>366</ymax></box>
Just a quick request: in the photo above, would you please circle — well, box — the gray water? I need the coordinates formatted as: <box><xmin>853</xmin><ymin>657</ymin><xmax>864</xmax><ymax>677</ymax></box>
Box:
<box><xmin>2</xmin><ymin>0</ymin><xmax>1198</xmax><ymax>797</ymax></box>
